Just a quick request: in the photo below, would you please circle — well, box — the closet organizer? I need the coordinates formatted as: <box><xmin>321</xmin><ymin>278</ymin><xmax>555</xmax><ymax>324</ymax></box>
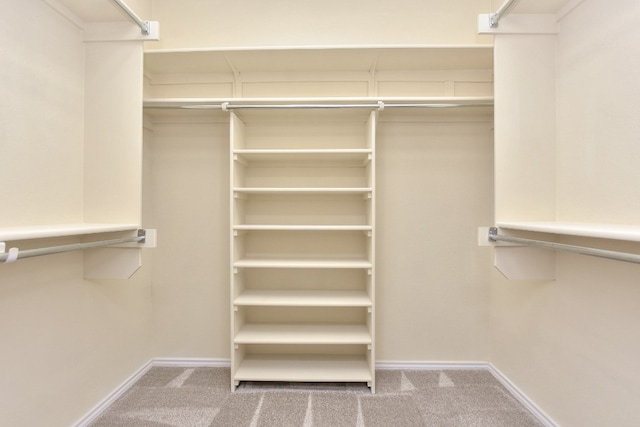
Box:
<box><xmin>1</xmin><ymin>0</ymin><xmax>158</xmax><ymax>277</ymax></box>
<box><xmin>143</xmin><ymin>46</ymin><xmax>494</xmax><ymax>392</ymax></box>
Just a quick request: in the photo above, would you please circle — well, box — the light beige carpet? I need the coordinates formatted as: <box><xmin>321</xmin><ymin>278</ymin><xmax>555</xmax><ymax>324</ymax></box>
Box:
<box><xmin>89</xmin><ymin>367</ymin><xmax>545</xmax><ymax>426</ymax></box>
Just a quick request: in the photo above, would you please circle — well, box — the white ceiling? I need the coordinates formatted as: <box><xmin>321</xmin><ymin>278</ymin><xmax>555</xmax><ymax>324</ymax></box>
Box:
<box><xmin>56</xmin><ymin>0</ymin><xmax>576</xmax><ymax>28</ymax></box>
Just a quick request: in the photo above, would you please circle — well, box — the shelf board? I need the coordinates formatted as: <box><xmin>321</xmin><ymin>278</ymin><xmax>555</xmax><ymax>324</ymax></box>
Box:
<box><xmin>235</xmin><ymin>354</ymin><xmax>372</xmax><ymax>383</ymax></box>
<box><xmin>497</xmin><ymin>221</ymin><xmax>640</xmax><ymax>242</ymax></box>
<box><xmin>234</xmin><ymin>257</ymin><xmax>372</xmax><ymax>269</ymax></box>
<box><xmin>144</xmin><ymin>45</ymin><xmax>493</xmax><ymax>75</ymax></box>
<box><xmin>234</xmin><ymin>225</ymin><xmax>372</xmax><ymax>231</ymax></box>
<box><xmin>0</xmin><ymin>223</ymin><xmax>140</xmax><ymax>242</ymax></box>
<box><xmin>234</xmin><ymin>149</ymin><xmax>372</xmax><ymax>164</ymax></box>
<box><xmin>234</xmin><ymin>187</ymin><xmax>373</xmax><ymax>195</ymax></box>
<box><xmin>234</xmin><ymin>290</ymin><xmax>372</xmax><ymax>307</ymax></box>
<box><xmin>235</xmin><ymin>323</ymin><xmax>371</xmax><ymax>345</ymax></box>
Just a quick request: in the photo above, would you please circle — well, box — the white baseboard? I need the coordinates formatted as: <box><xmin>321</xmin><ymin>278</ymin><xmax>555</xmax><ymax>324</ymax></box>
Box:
<box><xmin>153</xmin><ymin>357</ymin><xmax>231</xmax><ymax>368</ymax></box>
<box><xmin>74</xmin><ymin>359</ymin><xmax>154</xmax><ymax>427</ymax></box>
<box><xmin>487</xmin><ymin>363</ymin><xmax>558</xmax><ymax>427</ymax></box>
<box><xmin>75</xmin><ymin>358</ymin><xmax>556</xmax><ymax>427</ymax></box>
<box><xmin>375</xmin><ymin>360</ymin><xmax>490</xmax><ymax>370</ymax></box>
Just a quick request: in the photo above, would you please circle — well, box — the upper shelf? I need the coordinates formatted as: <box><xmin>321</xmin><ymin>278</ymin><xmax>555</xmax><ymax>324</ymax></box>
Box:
<box><xmin>497</xmin><ymin>221</ymin><xmax>640</xmax><ymax>242</ymax></box>
<box><xmin>144</xmin><ymin>45</ymin><xmax>494</xmax><ymax>75</ymax></box>
<box><xmin>0</xmin><ymin>223</ymin><xmax>140</xmax><ymax>242</ymax></box>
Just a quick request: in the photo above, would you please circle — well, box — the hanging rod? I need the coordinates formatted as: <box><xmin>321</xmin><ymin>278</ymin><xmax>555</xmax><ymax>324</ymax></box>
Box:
<box><xmin>488</xmin><ymin>227</ymin><xmax>640</xmax><ymax>264</ymax></box>
<box><xmin>1</xmin><ymin>230</ymin><xmax>146</xmax><ymax>264</ymax></box>
<box><xmin>489</xmin><ymin>0</ymin><xmax>522</xmax><ymax>28</ymax></box>
<box><xmin>147</xmin><ymin>102</ymin><xmax>492</xmax><ymax>111</ymax></box>
<box><xmin>111</xmin><ymin>0</ymin><xmax>150</xmax><ymax>34</ymax></box>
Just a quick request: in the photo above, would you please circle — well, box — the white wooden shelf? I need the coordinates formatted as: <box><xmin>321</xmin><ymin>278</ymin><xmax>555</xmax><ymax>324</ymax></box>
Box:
<box><xmin>234</xmin><ymin>257</ymin><xmax>372</xmax><ymax>269</ymax></box>
<box><xmin>0</xmin><ymin>223</ymin><xmax>140</xmax><ymax>242</ymax></box>
<box><xmin>144</xmin><ymin>45</ymin><xmax>494</xmax><ymax>75</ymax></box>
<box><xmin>234</xmin><ymin>187</ymin><xmax>373</xmax><ymax>195</ymax></box>
<box><xmin>234</xmin><ymin>289</ymin><xmax>372</xmax><ymax>307</ymax></box>
<box><xmin>234</xmin><ymin>148</ymin><xmax>372</xmax><ymax>164</ymax></box>
<box><xmin>497</xmin><ymin>221</ymin><xmax>640</xmax><ymax>242</ymax></box>
<box><xmin>234</xmin><ymin>225</ymin><xmax>372</xmax><ymax>231</ymax></box>
<box><xmin>235</xmin><ymin>354</ymin><xmax>372</xmax><ymax>383</ymax></box>
<box><xmin>235</xmin><ymin>323</ymin><xmax>371</xmax><ymax>345</ymax></box>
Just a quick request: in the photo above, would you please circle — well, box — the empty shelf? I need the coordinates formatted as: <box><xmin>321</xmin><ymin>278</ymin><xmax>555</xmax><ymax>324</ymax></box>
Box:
<box><xmin>235</xmin><ymin>354</ymin><xmax>372</xmax><ymax>383</ymax></box>
<box><xmin>234</xmin><ymin>257</ymin><xmax>372</xmax><ymax>269</ymax></box>
<box><xmin>234</xmin><ymin>187</ymin><xmax>373</xmax><ymax>195</ymax></box>
<box><xmin>235</xmin><ymin>323</ymin><xmax>371</xmax><ymax>344</ymax></box>
<box><xmin>234</xmin><ymin>289</ymin><xmax>372</xmax><ymax>307</ymax></box>
<box><xmin>233</xmin><ymin>225</ymin><xmax>372</xmax><ymax>231</ymax></box>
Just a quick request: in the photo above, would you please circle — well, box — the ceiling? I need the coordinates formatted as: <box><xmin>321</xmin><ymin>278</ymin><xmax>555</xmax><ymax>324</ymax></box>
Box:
<box><xmin>56</xmin><ymin>0</ymin><xmax>577</xmax><ymax>27</ymax></box>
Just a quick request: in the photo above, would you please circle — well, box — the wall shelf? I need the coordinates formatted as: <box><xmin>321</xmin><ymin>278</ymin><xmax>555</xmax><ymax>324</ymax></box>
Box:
<box><xmin>235</xmin><ymin>323</ymin><xmax>372</xmax><ymax>345</ymax></box>
<box><xmin>144</xmin><ymin>45</ymin><xmax>494</xmax><ymax>75</ymax></box>
<box><xmin>496</xmin><ymin>221</ymin><xmax>640</xmax><ymax>243</ymax></box>
<box><xmin>0</xmin><ymin>223</ymin><xmax>140</xmax><ymax>242</ymax></box>
<box><xmin>234</xmin><ymin>225</ymin><xmax>372</xmax><ymax>231</ymax></box>
<box><xmin>233</xmin><ymin>257</ymin><xmax>372</xmax><ymax>269</ymax></box>
<box><xmin>234</xmin><ymin>354</ymin><xmax>372</xmax><ymax>383</ymax></box>
<box><xmin>234</xmin><ymin>188</ymin><xmax>373</xmax><ymax>195</ymax></box>
<box><xmin>234</xmin><ymin>289</ymin><xmax>372</xmax><ymax>307</ymax></box>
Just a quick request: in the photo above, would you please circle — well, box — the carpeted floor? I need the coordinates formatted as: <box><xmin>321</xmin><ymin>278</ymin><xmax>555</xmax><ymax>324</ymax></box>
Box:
<box><xmin>89</xmin><ymin>367</ymin><xmax>545</xmax><ymax>426</ymax></box>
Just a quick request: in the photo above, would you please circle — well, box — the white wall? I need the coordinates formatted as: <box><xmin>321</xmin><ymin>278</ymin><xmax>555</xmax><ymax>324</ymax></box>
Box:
<box><xmin>148</xmin><ymin>0</ymin><xmax>494</xmax><ymax>49</ymax></box>
<box><xmin>148</xmin><ymin>120</ymin><xmax>230</xmax><ymax>358</ymax></box>
<box><xmin>376</xmin><ymin>120</ymin><xmax>494</xmax><ymax>362</ymax></box>
<box><xmin>490</xmin><ymin>0</ymin><xmax>640</xmax><ymax>425</ymax></box>
<box><xmin>0</xmin><ymin>2</ymin><xmax>153</xmax><ymax>426</ymax></box>
<box><xmin>0</xmin><ymin>0</ymin><xmax>84</xmax><ymax>226</ymax></box>
<box><xmin>144</xmin><ymin>0</ymin><xmax>496</xmax><ymax>364</ymax></box>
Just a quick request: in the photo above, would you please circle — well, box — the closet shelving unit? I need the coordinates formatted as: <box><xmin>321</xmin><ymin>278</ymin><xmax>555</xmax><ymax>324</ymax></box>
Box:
<box><xmin>142</xmin><ymin>45</ymin><xmax>494</xmax><ymax>392</ymax></box>
<box><xmin>229</xmin><ymin>106</ymin><xmax>377</xmax><ymax>389</ymax></box>
<box><xmin>479</xmin><ymin>0</ymin><xmax>640</xmax><ymax>278</ymax></box>
<box><xmin>2</xmin><ymin>0</ymin><xmax>158</xmax><ymax>276</ymax></box>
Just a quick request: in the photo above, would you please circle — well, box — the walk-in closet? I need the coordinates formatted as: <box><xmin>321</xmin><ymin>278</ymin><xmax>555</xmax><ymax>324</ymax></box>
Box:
<box><xmin>1</xmin><ymin>0</ymin><xmax>639</xmax><ymax>426</ymax></box>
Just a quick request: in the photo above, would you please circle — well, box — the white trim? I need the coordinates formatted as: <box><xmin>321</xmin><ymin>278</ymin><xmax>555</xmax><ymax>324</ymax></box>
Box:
<box><xmin>488</xmin><ymin>364</ymin><xmax>558</xmax><ymax>427</ymax></box>
<box><xmin>152</xmin><ymin>358</ymin><xmax>231</xmax><ymax>368</ymax></box>
<box><xmin>73</xmin><ymin>360</ymin><xmax>154</xmax><ymax>427</ymax></box>
<box><xmin>375</xmin><ymin>360</ymin><xmax>490</xmax><ymax>370</ymax></box>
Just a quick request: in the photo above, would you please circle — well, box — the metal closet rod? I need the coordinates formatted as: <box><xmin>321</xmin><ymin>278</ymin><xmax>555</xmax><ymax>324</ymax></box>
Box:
<box><xmin>167</xmin><ymin>102</ymin><xmax>492</xmax><ymax>111</ymax></box>
<box><xmin>1</xmin><ymin>231</ymin><xmax>146</xmax><ymax>264</ymax></box>
<box><xmin>489</xmin><ymin>0</ymin><xmax>522</xmax><ymax>28</ymax></box>
<box><xmin>111</xmin><ymin>0</ymin><xmax>150</xmax><ymax>34</ymax></box>
<box><xmin>488</xmin><ymin>227</ymin><xmax>640</xmax><ymax>264</ymax></box>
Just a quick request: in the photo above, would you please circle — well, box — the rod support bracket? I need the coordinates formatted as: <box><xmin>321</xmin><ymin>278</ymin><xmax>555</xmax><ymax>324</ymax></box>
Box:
<box><xmin>489</xmin><ymin>12</ymin><xmax>499</xmax><ymax>28</ymax></box>
<box><xmin>488</xmin><ymin>226</ymin><xmax>498</xmax><ymax>241</ymax></box>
